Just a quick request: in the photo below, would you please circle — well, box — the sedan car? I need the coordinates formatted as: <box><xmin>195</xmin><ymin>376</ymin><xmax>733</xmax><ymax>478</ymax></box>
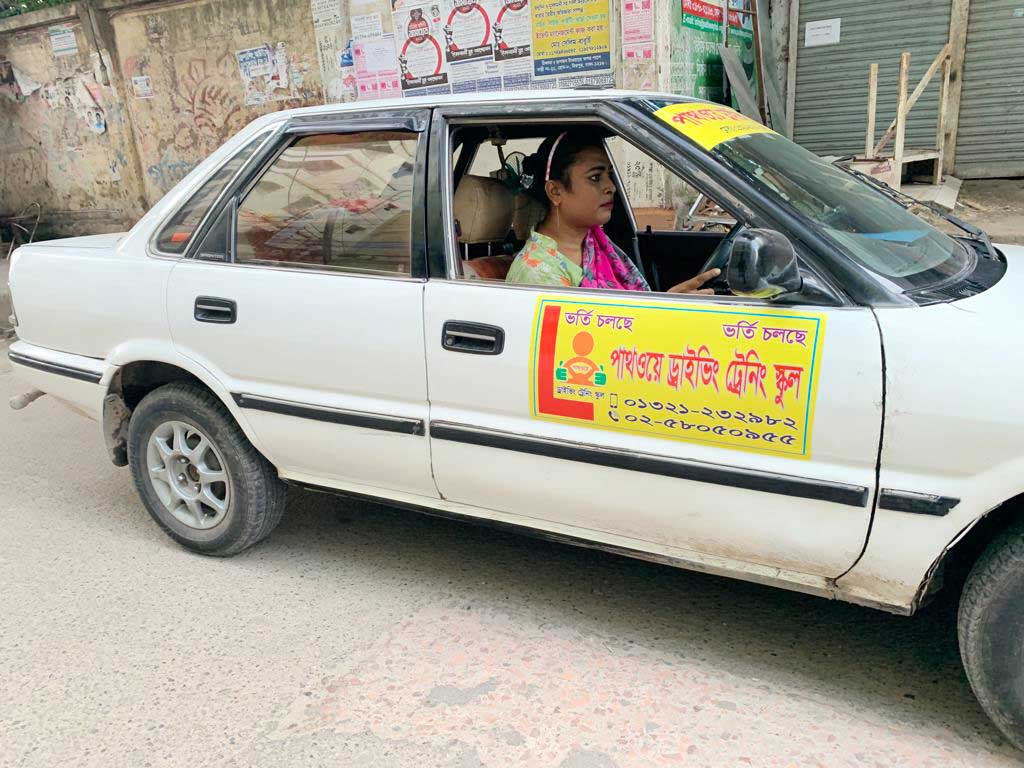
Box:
<box><xmin>7</xmin><ymin>89</ymin><xmax>1023</xmax><ymax>748</ymax></box>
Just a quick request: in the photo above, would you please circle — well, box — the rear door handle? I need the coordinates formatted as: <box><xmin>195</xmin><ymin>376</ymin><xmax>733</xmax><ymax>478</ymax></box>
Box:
<box><xmin>194</xmin><ymin>296</ymin><xmax>237</xmax><ymax>324</ymax></box>
<box><xmin>442</xmin><ymin>321</ymin><xmax>504</xmax><ymax>355</ymax></box>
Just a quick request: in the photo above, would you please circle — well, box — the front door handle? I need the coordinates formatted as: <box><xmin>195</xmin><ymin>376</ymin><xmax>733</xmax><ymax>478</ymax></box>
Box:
<box><xmin>194</xmin><ymin>296</ymin><xmax>237</xmax><ymax>324</ymax></box>
<box><xmin>442</xmin><ymin>321</ymin><xmax>504</xmax><ymax>355</ymax></box>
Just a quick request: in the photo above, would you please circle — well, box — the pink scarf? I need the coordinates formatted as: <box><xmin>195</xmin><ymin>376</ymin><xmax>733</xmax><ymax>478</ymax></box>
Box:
<box><xmin>580</xmin><ymin>225</ymin><xmax>649</xmax><ymax>292</ymax></box>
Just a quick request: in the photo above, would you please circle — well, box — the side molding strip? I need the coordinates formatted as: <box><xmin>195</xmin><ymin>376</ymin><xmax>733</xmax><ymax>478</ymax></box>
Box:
<box><xmin>231</xmin><ymin>393</ymin><xmax>424</xmax><ymax>436</ymax></box>
<box><xmin>879</xmin><ymin>489</ymin><xmax>960</xmax><ymax>517</ymax></box>
<box><xmin>430</xmin><ymin>421</ymin><xmax>869</xmax><ymax>507</ymax></box>
<box><xmin>8</xmin><ymin>351</ymin><xmax>102</xmax><ymax>384</ymax></box>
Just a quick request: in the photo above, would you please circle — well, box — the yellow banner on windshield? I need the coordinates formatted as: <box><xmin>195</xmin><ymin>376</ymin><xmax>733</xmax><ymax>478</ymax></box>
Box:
<box><xmin>530</xmin><ymin>297</ymin><xmax>826</xmax><ymax>459</ymax></box>
<box><xmin>655</xmin><ymin>102</ymin><xmax>775</xmax><ymax>151</ymax></box>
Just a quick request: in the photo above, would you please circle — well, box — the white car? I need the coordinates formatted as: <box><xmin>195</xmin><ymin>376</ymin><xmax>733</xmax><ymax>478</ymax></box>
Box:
<box><xmin>7</xmin><ymin>90</ymin><xmax>1023</xmax><ymax>747</ymax></box>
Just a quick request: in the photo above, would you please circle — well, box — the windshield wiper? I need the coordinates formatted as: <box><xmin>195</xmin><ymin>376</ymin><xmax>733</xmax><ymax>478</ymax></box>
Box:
<box><xmin>838</xmin><ymin>165</ymin><xmax>998</xmax><ymax>259</ymax></box>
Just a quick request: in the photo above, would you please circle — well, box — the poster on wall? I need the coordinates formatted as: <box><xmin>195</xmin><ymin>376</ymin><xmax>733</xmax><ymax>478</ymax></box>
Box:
<box><xmin>492</xmin><ymin>0</ymin><xmax>533</xmax><ymax>90</ymax></box>
<box><xmin>391</xmin><ymin>3</ymin><xmax>451</xmax><ymax>93</ymax></box>
<box><xmin>353</xmin><ymin>35</ymin><xmax>401</xmax><ymax>100</ymax></box>
<box><xmin>670</xmin><ymin>0</ymin><xmax>758</xmax><ymax>105</ymax></box>
<box><xmin>311</xmin><ymin>0</ymin><xmax>353</xmax><ymax>103</ymax></box>
<box><xmin>48</xmin><ymin>25</ymin><xmax>79</xmax><ymax>58</ymax></box>
<box><xmin>443</xmin><ymin>0</ymin><xmax>495</xmax><ymax>63</ymax></box>
<box><xmin>236</xmin><ymin>43</ymin><xmax>298</xmax><ymax>106</ymax></box>
<box><xmin>443</xmin><ymin>0</ymin><xmax>501</xmax><ymax>92</ymax></box>
<box><xmin>530</xmin><ymin>0</ymin><xmax>611</xmax><ymax>79</ymax></box>
<box><xmin>621</xmin><ymin>0</ymin><xmax>653</xmax><ymax>48</ymax></box>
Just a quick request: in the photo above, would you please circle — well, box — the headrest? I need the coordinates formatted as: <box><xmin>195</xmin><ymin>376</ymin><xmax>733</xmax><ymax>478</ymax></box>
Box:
<box><xmin>454</xmin><ymin>175</ymin><xmax>513</xmax><ymax>243</ymax></box>
<box><xmin>512</xmin><ymin>192</ymin><xmax>546</xmax><ymax>240</ymax></box>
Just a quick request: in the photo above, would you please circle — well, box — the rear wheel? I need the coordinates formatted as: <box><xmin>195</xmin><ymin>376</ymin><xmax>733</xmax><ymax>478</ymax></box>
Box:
<box><xmin>958</xmin><ymin>518</ymin><xmax>1024</xmax><ymax>750</ymax></box>
<box><xmin>128</xmin><ymin>382</ymin><xmax>286</xmax><ymax>556</ymax></box>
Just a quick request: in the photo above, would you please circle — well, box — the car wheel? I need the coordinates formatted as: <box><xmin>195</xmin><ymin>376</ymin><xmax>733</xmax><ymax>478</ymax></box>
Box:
<box><xmin>958</xmin><ymin>517</ymin><xmax>1024</xmax><ymax>750</ymax></box>
<box><xmin>127</xmin><ymin>382</ymin><xmax>286</xmax><ymax>556</ymax></box>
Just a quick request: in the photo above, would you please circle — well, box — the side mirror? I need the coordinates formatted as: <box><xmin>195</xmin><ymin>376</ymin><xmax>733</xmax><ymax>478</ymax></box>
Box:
<box><xmin>726</xmin><ymin>228</ymin><xmax>803</xmax><ymax>299</ymax></box>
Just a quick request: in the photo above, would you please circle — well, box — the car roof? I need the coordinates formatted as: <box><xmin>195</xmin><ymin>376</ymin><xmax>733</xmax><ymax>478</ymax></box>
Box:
<box><xmin>251</xmin><ymin>89</ymin><xmax>698</xmax><ymax>128</ymax></box>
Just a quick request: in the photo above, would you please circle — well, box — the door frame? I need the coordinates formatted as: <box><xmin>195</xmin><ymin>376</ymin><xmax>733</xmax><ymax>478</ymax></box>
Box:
<box><xmin>181</xmin><ymin>107</ymin><xmax>433</xmax><ymax>280</ymax></box>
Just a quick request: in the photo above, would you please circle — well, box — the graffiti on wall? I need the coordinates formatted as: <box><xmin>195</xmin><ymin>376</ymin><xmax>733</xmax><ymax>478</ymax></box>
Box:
<box><xmin>174</xmin><ymin>53</ymin><xmax>246</xmax><ymax>150</ymax></box>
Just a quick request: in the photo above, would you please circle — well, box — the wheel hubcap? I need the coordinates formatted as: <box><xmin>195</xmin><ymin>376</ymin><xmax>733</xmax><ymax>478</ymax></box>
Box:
<box><xmin>146</xmin><ymin>420</ymin><xmax>230</xmax><ymax>530</ymax></box>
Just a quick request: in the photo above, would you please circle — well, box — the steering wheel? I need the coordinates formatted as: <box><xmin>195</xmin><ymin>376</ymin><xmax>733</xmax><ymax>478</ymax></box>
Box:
<box><xmin>695</xmin><ymin>224</ymin><xmax>744</xmax><ymax>294</ymax></box>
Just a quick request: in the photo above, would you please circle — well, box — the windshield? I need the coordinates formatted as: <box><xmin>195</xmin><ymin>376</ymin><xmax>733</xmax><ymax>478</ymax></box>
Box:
<box><xmin>636</xmin><ymin>98</ymin><xmax>973</xmax><ymax>292</ymax></box>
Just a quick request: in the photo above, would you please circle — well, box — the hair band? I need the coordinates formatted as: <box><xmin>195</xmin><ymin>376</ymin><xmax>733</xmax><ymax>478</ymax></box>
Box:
<box><xmin>545</xmin><ymin>131</ymin><xmax>568</xmax><ymax>182</ymax></box>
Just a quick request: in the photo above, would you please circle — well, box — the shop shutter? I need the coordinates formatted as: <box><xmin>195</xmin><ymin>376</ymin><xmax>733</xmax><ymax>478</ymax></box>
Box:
<box><xmin>954</xmin><ymin>0</ymin><xmax>1024</xmax><ymax>179</ymax></box>
<box><xmin>792</xmin><ymin>0</ymin><xmax>953</xmax><ymax>158</ymax></box>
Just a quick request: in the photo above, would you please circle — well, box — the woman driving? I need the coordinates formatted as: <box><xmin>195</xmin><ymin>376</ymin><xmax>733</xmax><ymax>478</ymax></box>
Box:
<box><xmin>506</xmin><ymin>129</ymin><xmax>721</xmax><ymax>294</ymax></box>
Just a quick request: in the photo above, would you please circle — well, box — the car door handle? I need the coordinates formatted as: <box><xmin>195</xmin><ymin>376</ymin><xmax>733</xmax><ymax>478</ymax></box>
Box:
<box><xmin>442</xmin><ymin>321</ymin><xmax>504</xmax><ymax>355</ymax></box>
<box><xmin>194</xmin><ymin>296</ymin><xmax>237</xmax><ymax>324</ymax></box>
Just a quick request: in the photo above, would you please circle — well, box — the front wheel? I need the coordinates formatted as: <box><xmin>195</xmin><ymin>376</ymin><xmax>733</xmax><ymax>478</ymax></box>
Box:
<box><xmin>958</xmin><ymin>518</ymin><xmax>1024</xmax><ymax>750</ymax></box>
<box><xmin>128</xmin><ymin>382</ymin><xmax>286</xmax><ymax>556</ymax></box>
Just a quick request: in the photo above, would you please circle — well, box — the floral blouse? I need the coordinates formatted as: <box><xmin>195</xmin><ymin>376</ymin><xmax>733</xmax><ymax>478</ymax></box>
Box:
<box><xmin>505</xmin><ymin>230</ymin><xmax>583</xmax><ymax>287</ymax></box>
<box><xmin>506</xmin><ymin>229</ymin><xmax>650</xmax><ymax>291</ymax></box>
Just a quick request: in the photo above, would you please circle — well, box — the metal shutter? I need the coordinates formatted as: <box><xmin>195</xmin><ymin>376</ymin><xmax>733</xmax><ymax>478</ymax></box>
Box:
<box><xmin>793</xmin><ymin>0</ymin><xmax>952</xmax><ymax>158</ymax></box>
<box><xmin>954</xmin><ymin>0</ymin><xmax>1024</xmax><ymax>179</ymax></box>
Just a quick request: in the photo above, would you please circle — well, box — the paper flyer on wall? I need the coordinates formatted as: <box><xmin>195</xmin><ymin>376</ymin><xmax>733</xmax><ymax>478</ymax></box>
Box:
<box><xmin>311</xmin><ymin>0</ymin><xmax>352</xmax><ymax>103</ymax></box>
<box><xmin>391</xmin><ymin>2</ymin><xmax>451</xmax><ymax>93</ymax></box>
<box><xmin>442</xmin><ymin>0</ymin><xmax>495</xmax><ymax>63</ymax></box>
<box><xmin>236</xmin><ymin>43</ymin><xmax>293</xmax><ymax>106</ymax></box>
<box><xmin>531</xmin><ymin>0</ymin><xmax>612</xmax><ymax>79</ymax></box>
<box><xmin>353</xmin><ymin>35</ymin><xmax>401</xmax><ymax>100</ymax></box>
<box><xmin>622</xmin><ymin>0</ymin><xmax>653</xmax><ymax>46</ymax></box>
<box><xmin>490</xmin><ymin>0</ymin><xmax>533</xmax><ymax>89</ymax></box>
<box><xmin>441</xmin><ymin>0</ymin><xmax>501</xmax><ymax>92</ymax></box>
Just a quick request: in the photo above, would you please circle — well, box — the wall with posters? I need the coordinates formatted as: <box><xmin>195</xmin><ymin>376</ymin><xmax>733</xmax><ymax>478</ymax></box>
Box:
<box><xmin>110</xmin><ymin>0</ymin><xmax>323</xmax><ymax>205</ymax></box>
<box><xmin>0</xmin><ymin>5</ymin><xmax>146</xmax><ymax>238</ymax></box>
<box><xmin>0</xmin><ymin>0</ymin><xmax>762</xmax><ymax>237</ymax></box>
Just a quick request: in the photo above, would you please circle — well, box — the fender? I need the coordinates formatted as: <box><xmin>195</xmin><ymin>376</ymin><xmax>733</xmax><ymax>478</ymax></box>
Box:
<box><xmin>102</xmin><ymin>339</ymin><xmax>276</xmax><ymax>468</ymax></box>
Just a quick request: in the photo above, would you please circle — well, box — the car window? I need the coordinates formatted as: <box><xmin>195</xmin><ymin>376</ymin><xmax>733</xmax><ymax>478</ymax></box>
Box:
<box><xmin>468</xmin><ymin>138</ymin><xmax>543</xmax><ymax>179</ymax></box>
<box><xmin>155</xmin><ymin>130</ymin><xmax>269</xmax><ymax>254</ymax></box>
<box><xmin>235</xmin><ymin>131</ymin><xmax>417</xmax><ymax>276</ymax></box>
<box><xmin>605</xmin><ymin>136</ymin><xmax>735</xmax><ymax>234</ymax></box>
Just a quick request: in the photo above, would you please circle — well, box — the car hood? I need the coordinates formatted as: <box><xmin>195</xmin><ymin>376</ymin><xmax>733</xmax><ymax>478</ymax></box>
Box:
<box><xmin>953</xmin><ymin>242</ymin><xmax>1023</xmax><ymax>314</ymax></box>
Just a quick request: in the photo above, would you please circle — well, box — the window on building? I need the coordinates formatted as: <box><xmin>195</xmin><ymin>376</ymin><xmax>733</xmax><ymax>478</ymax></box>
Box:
<box><xmin>235</xmin><ymin>131</ymin><xmax>417</xmax><ymax>276</ymax></box>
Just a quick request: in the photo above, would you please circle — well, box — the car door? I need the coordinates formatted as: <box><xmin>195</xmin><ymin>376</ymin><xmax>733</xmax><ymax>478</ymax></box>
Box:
<box><xmin>166</xmin><ymin>109</ymin><xmax>437</xmax><ymax>498</ymax></box>
<box><xmin>422</xmin><ymin>101</ymin><xmax>882</xmax><ymax>579</ymax></box>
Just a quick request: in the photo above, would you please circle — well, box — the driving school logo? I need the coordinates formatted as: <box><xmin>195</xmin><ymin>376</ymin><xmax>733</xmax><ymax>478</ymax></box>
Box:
<box><xmin>529</xmin><ymin>298</ymin><xmax>826</xmax><ymax>458</ymax></box>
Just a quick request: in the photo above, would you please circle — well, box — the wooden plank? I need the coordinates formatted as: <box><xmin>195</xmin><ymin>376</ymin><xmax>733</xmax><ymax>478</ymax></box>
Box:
<box><xmin>892</xmin><ymin>52</ymin><xmax>910</xmax><ymax>192</ymax></box>
<box><xmin>865</xmin><ymin>63</ymin><xmax>878</xmax><ymax>158</ymax></box>
<box><xmin>785</xmin><ymin>0</ymin><xmax>800</xmax><ymax>138</ymax></box>
<box><xmin>750</xmin><ymin>9</ymin><xmax>767</xmax><ymax>121</ymax></box>
<box><xmin>935</xmin><ymin>175</ymin><xmax>962</xmax><ymax>210</ymax></box>
<box><xmin>943</xmin><ymin>0</ymin><xmax>971</xmax><ymax>173</ymax></box>
<box><xmin>873</xmin><ymin>44</ymin><xmax>951</xmax><ymax>156</ymax></box>
<box><xmin>900</xmin><ymin>151</ymin><xmax>940</xmax><ymax>163</ymax></box>
<box><xmin>934</xmin><ymin>59</ymin><xmax>950</xmax><ymax>183</ymax></box>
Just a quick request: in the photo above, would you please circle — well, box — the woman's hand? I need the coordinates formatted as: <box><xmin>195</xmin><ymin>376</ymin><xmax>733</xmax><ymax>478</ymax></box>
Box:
<box><xmin>667</xmin><ymin>268</ymin><xmax>722</xmax><ymax>295</ymax></box>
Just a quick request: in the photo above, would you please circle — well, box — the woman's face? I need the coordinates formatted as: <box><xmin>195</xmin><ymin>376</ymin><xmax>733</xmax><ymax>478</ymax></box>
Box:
<box><xmin>546</xmin><ymin>145</ymin><xmax>617</xmax><ymax>229</ymax></box>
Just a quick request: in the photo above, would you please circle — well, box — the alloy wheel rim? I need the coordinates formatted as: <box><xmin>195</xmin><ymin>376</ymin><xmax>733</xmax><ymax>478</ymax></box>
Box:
<box><xmin>146</xmin><ymin>420</ymin><xmax>231</xmax><ymax>530</ymax></box>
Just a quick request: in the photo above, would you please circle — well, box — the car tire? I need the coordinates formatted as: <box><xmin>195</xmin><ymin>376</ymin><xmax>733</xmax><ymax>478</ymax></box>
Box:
<box><xmin>958</xmin><ymin>517</ymin><xmax>1024</xmax><ymax>750</ymax></box>
<box><xmin>127</xmin><ymin>382</ymin><xmax>286</xmax><ymax>556</ymax></box>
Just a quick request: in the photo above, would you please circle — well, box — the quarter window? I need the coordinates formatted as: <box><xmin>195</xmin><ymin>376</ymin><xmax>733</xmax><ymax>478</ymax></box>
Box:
<box><xmin>155</xmin><ymin>130</ymin><xmax>268</xmax><ymax>254</ymax></box>
<box><xmin>235</xmin><ymin>131</ymin><xmax>417</xmax><ymax>276</ymax></box>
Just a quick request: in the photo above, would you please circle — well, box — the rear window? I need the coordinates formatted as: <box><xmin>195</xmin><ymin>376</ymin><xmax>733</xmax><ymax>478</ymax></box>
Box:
<box><xmin>155</xmin><ymin>130</ymin><xmax>270</xmax><ymax>254</ymax></box>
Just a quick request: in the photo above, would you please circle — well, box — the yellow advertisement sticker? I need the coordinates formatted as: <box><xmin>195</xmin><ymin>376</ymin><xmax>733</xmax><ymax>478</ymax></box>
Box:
<box><xmin>655</xmin><ymin>102</ymin><xmax>776</xmax><ymax>151</ymax></box>
<box><xmin>530</xmin><ymin>297</ymin><xmax>826</xmax><ymax>459</ymax></box>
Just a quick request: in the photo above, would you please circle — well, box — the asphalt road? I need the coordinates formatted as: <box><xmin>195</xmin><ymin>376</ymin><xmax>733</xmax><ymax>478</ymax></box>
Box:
<box><xmin>2</xmin><ymin>348</ymin><xmax>1022</xmax><ymax>768</ymax></box>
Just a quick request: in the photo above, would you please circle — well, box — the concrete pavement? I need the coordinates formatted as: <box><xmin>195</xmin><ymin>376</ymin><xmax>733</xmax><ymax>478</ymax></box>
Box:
<box><xmin>1</xmin><ymin>346</ymin><xmax>1022</xmax><ymax>768</ymax></box>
